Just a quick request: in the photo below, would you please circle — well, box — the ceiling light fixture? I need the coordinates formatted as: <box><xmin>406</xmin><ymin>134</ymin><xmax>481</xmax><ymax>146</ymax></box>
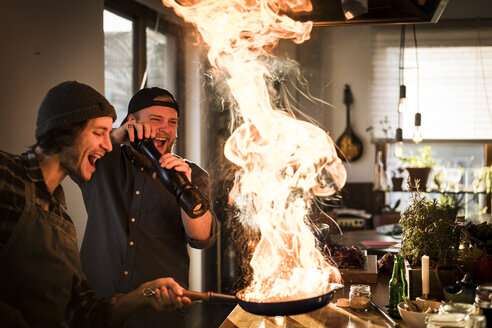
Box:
<box><xmin>394</xmin><ymin>128</ymin><xmax>404</xmax><ymax>159</ymax></box>
<box><xmin>412</xmin><ymin>25</ymin><xmax>423</xmax><ymax>144</ymax></box>
<box><xmin>413</xmin><ymin>112</ymin><xmax>423</xmax><ymax>144</ymax></box>
<box><xmin>395</xmin><ymin>25</ymin><xmax>406</xmax><ymax>158</ymax></box>
<box><xmin>398</xmin><ymin>25</ymin><xmax>406</xmax><ymax>114</ymax></box>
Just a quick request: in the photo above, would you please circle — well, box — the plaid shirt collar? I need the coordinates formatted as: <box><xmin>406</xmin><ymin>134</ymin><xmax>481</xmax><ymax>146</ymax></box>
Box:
<box><xmin>21</xmin><ymin>149</ymin><xmax>67</xmax><ymax>210</ymax></box>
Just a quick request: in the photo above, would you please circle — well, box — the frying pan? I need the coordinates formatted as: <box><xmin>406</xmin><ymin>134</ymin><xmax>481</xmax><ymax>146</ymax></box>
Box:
<box><xmin>183</xmin><ymin>283</ymin><xmax>343</xmax><ymax>316</ymax></box>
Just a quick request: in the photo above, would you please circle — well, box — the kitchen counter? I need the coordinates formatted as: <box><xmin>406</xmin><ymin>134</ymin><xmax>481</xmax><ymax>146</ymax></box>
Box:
<box><xmin>219</xmin><ymin>272</ymin><xmax>403</xmax><ymax>328</ymax></box>
<box><xmin>219</xmin><ymin>302</ymin><xmax>391</xmax><ymax>328</ymax></box>
<box><xmin>330</xmin><ymin>229</ymin><xmax>401</xmax><ymax>254</ymax></box>
<box><xmin>218</xmin><ymin>229</ymin><xmax>404</xmax><ymax>328</ymax></box>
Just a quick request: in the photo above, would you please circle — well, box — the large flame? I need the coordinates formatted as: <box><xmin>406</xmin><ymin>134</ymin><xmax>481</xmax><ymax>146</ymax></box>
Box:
<box><xmin>163</xmin><ymin>0</ymin><xmax>347</xmax><ymax>301</ymax></box>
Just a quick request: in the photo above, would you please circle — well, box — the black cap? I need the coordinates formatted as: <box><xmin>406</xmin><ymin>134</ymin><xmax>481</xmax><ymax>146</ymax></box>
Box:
<box><xmin>123</xmin><ymin>87</ymin><xmax>179</xmax><ymax>123</ymax></box>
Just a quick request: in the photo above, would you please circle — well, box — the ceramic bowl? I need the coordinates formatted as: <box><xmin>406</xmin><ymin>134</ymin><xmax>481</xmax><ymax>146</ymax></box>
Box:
<box><xmin>398</xmin><ymin>299</ymin><xmax>441</xmax><ymax>328</ymax></box>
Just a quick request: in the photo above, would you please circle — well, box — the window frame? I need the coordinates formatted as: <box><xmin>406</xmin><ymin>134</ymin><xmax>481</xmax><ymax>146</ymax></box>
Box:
<box><xmin>104</xmin><ymin>0</ymin><xmax>186</xmax><ymax>152</ymax></box>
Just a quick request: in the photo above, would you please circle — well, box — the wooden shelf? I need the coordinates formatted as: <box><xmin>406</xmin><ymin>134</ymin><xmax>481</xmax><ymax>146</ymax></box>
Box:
<box><xmin>374</xmin><ymin>189</ymin><xmax>489</xmax><ymax>195</ymax></box>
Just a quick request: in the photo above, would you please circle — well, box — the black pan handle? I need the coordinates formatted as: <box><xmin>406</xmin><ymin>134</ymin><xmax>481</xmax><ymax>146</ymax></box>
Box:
<box><xmin>183</xmin><ymin>290</ymin><xmax>237</xmax><ymax>304</ymax></box>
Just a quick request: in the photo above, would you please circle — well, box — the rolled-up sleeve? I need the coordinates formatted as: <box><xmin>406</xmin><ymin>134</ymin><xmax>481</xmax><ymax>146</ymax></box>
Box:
<box><xmin>185</xmin><ymin>163</ymin><xmax>219</xmax><ymax>249</ymax></box>
<box><xmin>185</xmin><ymin>211</ymin><xmax>218</xmax><ymax>249</ymax></box>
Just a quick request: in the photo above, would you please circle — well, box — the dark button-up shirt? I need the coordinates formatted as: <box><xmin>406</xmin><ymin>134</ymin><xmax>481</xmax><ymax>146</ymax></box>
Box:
<box><xmin>0</xmin><ymin>149</ymin><xmax>116</xmax><ymax>327</ymax></box>
<box><xmin>75</xmin><ymin>144</ymin><xmax>217</xmax><ymax>327</ymax></box>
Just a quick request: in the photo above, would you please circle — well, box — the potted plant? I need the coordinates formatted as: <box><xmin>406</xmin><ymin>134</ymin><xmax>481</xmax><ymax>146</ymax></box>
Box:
<box><xmin>400</xmin><ymin>146</ymin><xmax>436</xmax><ymax>191</ymax></box>
<box><xmin>399</xmin><ymin>190</ymin><xmax>467</xmax><ymax>300</ymax></box>
<box><xmin>473</xmin><ymin>166</ymin><xmax>492</xmax><ymax>194</ymax></box>
<box><xmin>391</xmin><ymin>167</ymin><xmax>405</xmax><ymax>191</ymax></box>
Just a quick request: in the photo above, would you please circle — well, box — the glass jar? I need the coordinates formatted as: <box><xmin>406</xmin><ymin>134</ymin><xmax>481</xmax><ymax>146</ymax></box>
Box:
<box><xmin>438</xmin><ymin>302</ymin><xmax>487</xmax><ymax>328</ymax></box>
<box><xmin>349</xmin><ymin>284</ymin><xmax>371</xmax><ymax>311</ymax></box>
<box><xmin>426</xmin><ymin>313</ymin><xmax>470</xmax><ymax>328</ymax></box>
<box><xmin>475</xmin><ymin>284</ymin><xmax>492</xmax><ymax>327</ymax></box>
<box><xmin>439</xmin><ymin>303</ymin><xmax>476</xmax><ymax>315</ymax></box>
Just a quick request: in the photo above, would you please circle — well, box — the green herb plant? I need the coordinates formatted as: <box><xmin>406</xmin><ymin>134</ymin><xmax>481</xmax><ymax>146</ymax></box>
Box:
<box><xmin>400</xmin><ymin>146</ymin><xmax>436</xmax><ymax>168</ymax></box>
<box><xmin>399</xmin><ymin>189</ymin><xmax>462</xmax><ymax>268</ymax></box>
<box><xmin>475</xmin><ymin>166</ymin><xmax>492</xmax><ymax>194</ymax></box>
<box><xmin>439</xmin><ymin>193</ymin><xmax>465</xmax><ymax>217</ymax></box>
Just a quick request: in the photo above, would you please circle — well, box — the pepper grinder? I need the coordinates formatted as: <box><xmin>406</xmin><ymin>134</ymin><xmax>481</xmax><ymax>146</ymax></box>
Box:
<box><xmin>131</xmin><ymin>138</ymin><xmax>209</xmax><ymax>218</ymax></box>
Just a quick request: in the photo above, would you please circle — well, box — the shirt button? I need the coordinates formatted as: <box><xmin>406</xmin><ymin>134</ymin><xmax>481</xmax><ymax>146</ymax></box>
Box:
<box><xmin>131</xmin><ymin>217</ymin><xmax>136</xmax><ymax>222</ymax></box>
<box><xmin>136</xmin><ymin>190</ymin><xmax>140</xmax><ymax>195</ymax></box>
<box><xmin>129</xmin><ymin>241</ymin><xmax>134</xmax><ymax>246</ymax></box>
<box><xmin>124</xmin><ymin>271</ymin><xmax>129</xmax><ymax>276</ymax></box>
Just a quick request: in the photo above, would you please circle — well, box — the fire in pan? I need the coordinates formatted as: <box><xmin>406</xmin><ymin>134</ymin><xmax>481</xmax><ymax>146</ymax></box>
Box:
<box><xmin>183</xmin><ymin>283</ymin><xmax>344</xmax><ymax>316</ymax></box>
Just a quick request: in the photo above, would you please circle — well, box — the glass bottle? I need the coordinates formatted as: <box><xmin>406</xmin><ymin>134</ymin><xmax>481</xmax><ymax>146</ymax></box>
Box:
<box><xmin>378</xmin><ymin>150</ymin><xmax>388</xmax><ymax>190</ymax></box>
<box><xmin>374</xmin><ymin>150</ymin><xmax>388</xmax><ymax>190</ymax></box>
<box><xmin>374</xmin><ymin>151</ymin><xmax>382</xmax><ymax>190</ymax></box>
<box><xmin>389</xmin><ymin>255</ymin><xmax>407</xmax><ymax>319</ymax></box>
<box><xmin>454</xmin><ymin>217</ymin><xmax>473</xmax><ymax>273</ymax></box>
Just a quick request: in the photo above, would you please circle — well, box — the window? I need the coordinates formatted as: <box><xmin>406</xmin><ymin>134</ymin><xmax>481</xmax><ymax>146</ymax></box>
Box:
<box><xmin>371</xmin><ymin>22</ymin><xmax>492</xmax><ymax>216</ymax></box>
<box><xmin>146</xmin><ymin>27</ymin><xmax>177</xmax><ymax>96</ymax></box>
<box><xmin>104</xmin><ymin>9</ymin><xmax>133</xmax><ymax>126</ymax></box>
<box><xmin>103</xmin><ymin>1</ymin><xmax>182</xmax><ymax>127</ymax></box>
<box><xmin>385</xmin><ymin>142</ymin><xmax>488</xmax><ymax>217</ymax></box>
<box><xmin>370</xmin><ymin>22</ymin><xmax>492</xmax><ymax>141</ymax></box>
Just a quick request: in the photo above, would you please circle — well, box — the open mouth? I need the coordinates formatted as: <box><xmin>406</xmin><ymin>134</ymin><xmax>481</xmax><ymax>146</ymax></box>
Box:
<box><xmin>88</xmin><ymin>154</ymin><xmax>101</xmax><ymax>168</ymax></box>
<box><xmin>154</xmin><ymin>137</ymin><xmax>168</xmax><ymax>148</ymax></box>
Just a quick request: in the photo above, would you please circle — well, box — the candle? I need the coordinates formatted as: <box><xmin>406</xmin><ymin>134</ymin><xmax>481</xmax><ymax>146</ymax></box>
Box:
<box><xmin>422</xmin><ymin>255</ymin><xmax>430</xmax><ymax>297</ymax></box>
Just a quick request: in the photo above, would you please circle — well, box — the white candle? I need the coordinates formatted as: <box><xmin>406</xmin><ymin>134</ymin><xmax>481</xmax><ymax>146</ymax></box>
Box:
<box><xmin>422</xmin><ymin>255</ymin><xmax>430</xmax><ymax>297</ymax></box>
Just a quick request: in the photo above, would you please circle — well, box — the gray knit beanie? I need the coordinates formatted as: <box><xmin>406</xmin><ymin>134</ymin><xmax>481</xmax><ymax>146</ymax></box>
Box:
<box><xmin>35</xmin><ymin>81</ymin><xmax>117</xmax><ymax>140</ymax></box>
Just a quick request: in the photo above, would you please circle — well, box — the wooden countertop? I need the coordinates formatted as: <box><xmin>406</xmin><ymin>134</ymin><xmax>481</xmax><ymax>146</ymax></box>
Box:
<box><xmin>219</xmin><ymin>302</ymin><xmax>392</xmax><ymax>328</ymax></box>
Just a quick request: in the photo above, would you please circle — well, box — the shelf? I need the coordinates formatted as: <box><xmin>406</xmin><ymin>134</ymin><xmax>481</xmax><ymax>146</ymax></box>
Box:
<box><xmin>374</xmin><ymin>189</ymin><xmax>489</xmax><ymax>195</ymax></box>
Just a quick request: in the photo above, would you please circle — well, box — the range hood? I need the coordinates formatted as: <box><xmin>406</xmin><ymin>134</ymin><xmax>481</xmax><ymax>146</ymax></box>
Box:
<box><xmin>284</xmin><ymin>0</ymin><xmax>449</xmax><ymax>26</ymax></box>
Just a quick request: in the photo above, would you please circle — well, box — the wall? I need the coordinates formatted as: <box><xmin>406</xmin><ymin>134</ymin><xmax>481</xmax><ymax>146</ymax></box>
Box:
<box><xmin>0</xmin><ymin>0</ymin><xmax>105</xmax><ymax>244</ymax></box>
<box><xmin>315</xmin><ymin>26</ymin><xmax>374</xmax><ymax>183</ymax></box>
<box><xmin>0</xmin><ymin>0</ymin><xmax>211</xmax><ymax>292</ymax></box>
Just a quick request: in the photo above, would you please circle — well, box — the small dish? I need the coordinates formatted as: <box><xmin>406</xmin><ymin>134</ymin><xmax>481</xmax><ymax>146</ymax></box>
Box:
<box><xmin>398</xmin><ymin>299</ymin><xmax>441</xmax><ymax>328</ymax></box>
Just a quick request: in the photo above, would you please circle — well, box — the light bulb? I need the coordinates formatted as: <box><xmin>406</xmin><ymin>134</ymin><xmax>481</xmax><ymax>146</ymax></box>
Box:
<box><xmin>394</xmin><ymin>141</ymin><xmax>404</xmax><ymax>158</ymax></box>
<box><xmin>412</xmin><ymin>113</ymin><xmax>422</xmax><ymax>144</ymax></box>
<box><xmin>413</xmin><ymin>126</ymin><xmax>423</xmax><ymax>144</ymax></box>
<box><xmin>398</xmin><ymin>85</ymin><xmax>406</xmax><ymax>114</ymax></box>
<box><xmin>398</xmin><ymin>97</ymin><xmax>406</xmax><ymax>114</ymax></box>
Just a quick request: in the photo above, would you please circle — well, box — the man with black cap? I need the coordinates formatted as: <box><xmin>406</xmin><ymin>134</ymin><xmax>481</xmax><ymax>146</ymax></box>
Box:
<box><xmin>74</xmin><ymin>87</ymin><xmax>217</xmax><ymax>327</ymax></box>
<box><xmin>0</xmin><ymin>81</ymin><xmax>192</xmax><ymax>327</ymax></box>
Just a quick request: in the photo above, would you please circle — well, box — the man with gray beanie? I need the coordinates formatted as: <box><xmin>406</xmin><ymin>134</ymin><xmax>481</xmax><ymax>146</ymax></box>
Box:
<box><xmin>0</xmin><ymin>81</ymin><xmax>192</xmax><ymax>327</ymax></box>
<box><xmin>74</xmin><ymin>87</ymin><xmax>218</xmax><ymax>327</ymax></box>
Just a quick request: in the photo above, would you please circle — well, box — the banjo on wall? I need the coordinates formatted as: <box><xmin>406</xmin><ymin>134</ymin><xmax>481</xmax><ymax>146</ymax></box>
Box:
<box><xmin>336</xmin><ymin>84</ymin><xmax>363</xmax><ymax>162</ymax></box>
